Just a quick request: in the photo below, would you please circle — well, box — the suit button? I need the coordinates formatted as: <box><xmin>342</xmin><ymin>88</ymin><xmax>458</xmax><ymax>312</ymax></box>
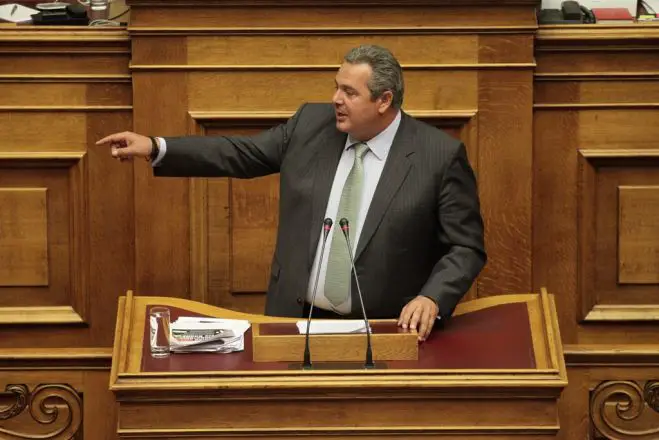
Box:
<box><xmin>296</xmin><ymin>297</ymin><xmax>303</xmax><ymax>305</ymax></box>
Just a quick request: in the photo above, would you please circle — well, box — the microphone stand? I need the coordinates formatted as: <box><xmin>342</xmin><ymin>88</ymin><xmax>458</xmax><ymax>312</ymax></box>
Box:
<box><xmin>303</xmin><ymin>218</ymin><xmax>333</xmax><ymax>369</ymax></box>
<box><xmin>339</xmin><ymin>218</ymin><xmax>375</xmax><ymax>369</ymax></box>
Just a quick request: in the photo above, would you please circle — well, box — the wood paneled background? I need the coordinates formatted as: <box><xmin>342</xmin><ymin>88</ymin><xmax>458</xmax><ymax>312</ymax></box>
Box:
<box><xmin>0</xmin><ymin>1</ymin><xmax>658</xmax><ymax>438</ymax></box>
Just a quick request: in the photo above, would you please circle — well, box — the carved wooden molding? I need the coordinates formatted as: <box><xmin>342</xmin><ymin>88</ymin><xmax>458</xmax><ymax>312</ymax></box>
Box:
<box><xmin>0</xmin><ymin>153</ymin><xmax>89</xmax><ymax>325</ymax></box>
<box><xmin>130</xmin><ymin>63</ymin><xmax>536</xmax><ymax>71</ymax></box>
<box><xmin>0</xmin><ymin>383</ymin><xmax>82</xmax><ymax>440</ymax></box>
<box><xmin>0</xmin><ymin>74</ymin><xmax>131</xmax><ymax>83</ymax></box>
<box><xmin>565</xmin><ymin>345</ymin><xmax>659</xmax><ymax>367</ymax></box>
<box><xmin>0</xmin><ymin>28</ymin><xmax>130</xmax><ymax>54</ymax></box>
<box><xmin>535</xmin><ymin>73</ymin><xmax>659</xmax><ymax>81</ymax></box>
<box><xmin>577</xmin><ymin>149</ymin><xmax>659</xmax><ymax>323</ymax></box>
<box><xmin>128</xmin><ymin>0</ymin><xmax>539</xmax><ymax>6</ymax></box>
<box><xmin>591</xmin><ymin>380</ymin><xmax>659</xmax><ymax>439</ymax></box>
<box><xmin>0</xmin><ymin>348</ymin><xmax>112</xmax><ymax>370</ymax></box>
<box><xmin>0</xmin><ymin>106</ymin><xmax>132</xmax><ymax>112</ymax></box>
<box><xmin>537</xmin><ymin>26</ymin><xmax>659</xmax><ymax>48</ymax></box>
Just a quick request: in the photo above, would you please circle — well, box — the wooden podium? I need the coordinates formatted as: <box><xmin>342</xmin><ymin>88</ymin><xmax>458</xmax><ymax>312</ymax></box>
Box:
<box><xmin>110</xmin><ymin>290</ymin><xmax>567</xmax><ymax>438</ymax></box>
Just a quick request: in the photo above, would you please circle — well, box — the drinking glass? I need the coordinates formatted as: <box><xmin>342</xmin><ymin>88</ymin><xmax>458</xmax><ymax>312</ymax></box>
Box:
<box><xmin>149</xmin><ymin>307</ymin><xmax>171</xmax><ymax>358</ymax></box>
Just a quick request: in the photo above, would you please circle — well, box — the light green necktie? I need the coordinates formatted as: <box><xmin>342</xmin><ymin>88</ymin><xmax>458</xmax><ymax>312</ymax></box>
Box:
<box><xmin>324</xmin><ymin>142</ymin><xmax>370</xmax><ymax>307</ymax></box>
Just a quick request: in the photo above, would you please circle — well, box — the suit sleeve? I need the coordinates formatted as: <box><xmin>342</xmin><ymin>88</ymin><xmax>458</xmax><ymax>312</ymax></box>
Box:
<box><xmin>419</xmin><ymin>143</ymin><xmax>487</xmax><ymax>320</ymax></box>
<box><xmin>154</xmin><ymin>104</ymin><xmax>306</xmax><ymax>178</ymax></box>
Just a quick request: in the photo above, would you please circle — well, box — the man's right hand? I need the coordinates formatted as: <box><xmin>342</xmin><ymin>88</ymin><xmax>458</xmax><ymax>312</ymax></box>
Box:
<box><xmin>96</xmin><ymin>132</ymin><xmax>153</xmax><ymax>161</ymax></box>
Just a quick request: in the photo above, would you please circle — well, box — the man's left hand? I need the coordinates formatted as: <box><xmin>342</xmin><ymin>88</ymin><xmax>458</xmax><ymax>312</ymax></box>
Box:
<box><xmin>397</xmin><ymin>296</ymin><xmax>439</xmax><ymax>342</ymax></box>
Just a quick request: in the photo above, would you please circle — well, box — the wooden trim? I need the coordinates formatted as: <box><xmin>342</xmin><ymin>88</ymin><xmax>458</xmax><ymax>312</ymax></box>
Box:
<box><xmin>117</xmin><ymin>425</ymin><xmax>560</xmax><ymax>436</ymax></box>
<box><xmin>189</xmin><ymin>110</ymin><xmax>477</xmax><ymax>122</ymax></box>
<box><xmin>537</xmin><ymin>25</ymin><xmax>659</xmax><ymax>42</ymax></box>
<box><xmin>130</xmin><ymin>63</ymin><xmax>536</xmax><ymax>71</ymax></box>
<box><xmin>535</xmin><ymin>72</ymin><xmax>659</xmax><ymax>80</ymax></box>
<box><xmin>111</xmin><ymin>296</ymin><xmax>128</xmax><ymax>388</ymax></box>
<box><xmin>0</xmin><ymin>306</ymin><xmax>83</xmax><ymax>324</ymax></box>
<box><xmin>564</xmin><ymin>345</ymin><xmax>659</xmax><ymax>366</ymax></box>
<box><xmin>579</xmin><ymin>149</ymin><xmax>659</xmax><ymax>159</ymax></box>
<box><xmin>534</xmin><ymin>103</ymin><xmax>659</xmax><ymax>110</ymax></box>
<box><xmin>0</xmin><ymin>74</ymin><xmax>131</xmax><ymax>83</ymax></box>
<box><xmin>127</xmin><ymin>0</ymin><xmax>539</xmax><ymax>7</ymax></box>
<box><xmin>128</xmin><ymin>26</ymin><xmax>538</xmax><ymax>36</ymax></box>
<box><xmin>0</xmin><ymin>151</ymin><xmax>86</xmax><ymax>160</ymax></box>
<box><xmin>583</xmin><ymin>305</ymin><xmax>659</xmax><ymax>322</ymax></box>
<box><xmin>0</xmin><ymin>106</ymin><xmax>133</xmax><ymax>112</ymax></box>
<box><xmin>0</xmin><ymin>348</ymin><xmax>112</xmax><ymax>370</ymax></box>
<box><xmin>0</xmin><ymin>28</ymin><xmax>129</xmax><ymax>42</ymax></box>
<box><xmin>540</xmin><ymin>288</ymin><xmax>560</xmax><ymax>371</ymax></box>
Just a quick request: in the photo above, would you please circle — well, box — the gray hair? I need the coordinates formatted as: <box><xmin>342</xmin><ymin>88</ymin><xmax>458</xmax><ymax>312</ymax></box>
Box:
<box><xmin>343</xmin><ymin>44</ymin><xmax>404</xmax><ymax>109</ymax></box>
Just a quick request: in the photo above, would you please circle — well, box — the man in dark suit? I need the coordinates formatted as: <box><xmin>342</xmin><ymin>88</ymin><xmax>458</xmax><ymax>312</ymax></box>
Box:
<box><xmin>97</xmin><ymin>44</ymin><xmax>486</xmax><ymax>341</ymax></box>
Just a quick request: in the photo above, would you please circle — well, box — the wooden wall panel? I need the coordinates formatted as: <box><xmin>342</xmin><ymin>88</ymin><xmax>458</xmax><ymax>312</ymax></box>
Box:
<box><xmin>130</xmin><ymin>0</ymin><xmax>536</xmax><ymax>309</ymax></box>
<box><xmin>0</xmin><ymin>28</ymin><xmax>130</xmax><ymax>440</ymax></box>
<box><xmin>535</xmin><ymin>25</ymin><xmax>659</xmax><ymax>440</ymax></box>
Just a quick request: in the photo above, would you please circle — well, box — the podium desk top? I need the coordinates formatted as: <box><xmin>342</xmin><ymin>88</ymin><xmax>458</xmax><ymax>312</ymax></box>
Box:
<box><xmin>140</xmin><ymin>302</ymin><xmax>535</xmax><ymax>373</ymax></box>
<box><xmin>110</xmin><ymin>290</ymin><xmax>567</xmax><ymax>397</ymax></box>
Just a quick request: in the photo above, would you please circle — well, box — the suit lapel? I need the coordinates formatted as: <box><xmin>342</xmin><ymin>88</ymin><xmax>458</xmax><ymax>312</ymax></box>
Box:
<box><xmin>307</xmin><ymin>126</ymin><xmax>347</xmax><ymax>268</ymax></box>
<box><xmin>355</xmin><ymin>113</ymin><xmax>416</xmax><ymax>261</ymax></box>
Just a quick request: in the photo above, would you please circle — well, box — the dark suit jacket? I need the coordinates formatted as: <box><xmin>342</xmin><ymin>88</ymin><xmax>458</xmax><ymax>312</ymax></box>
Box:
<box><xmin>156</xmin><ymin>103</ymin><xmax>486</xmax><ymax>320</ymax></box>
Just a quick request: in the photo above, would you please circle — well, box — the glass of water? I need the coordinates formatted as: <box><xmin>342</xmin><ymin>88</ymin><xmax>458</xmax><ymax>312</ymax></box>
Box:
<box><xmin>149</xmin><ymin>307</ymin><xmax>171</xmax><ymax>358</ymax></box>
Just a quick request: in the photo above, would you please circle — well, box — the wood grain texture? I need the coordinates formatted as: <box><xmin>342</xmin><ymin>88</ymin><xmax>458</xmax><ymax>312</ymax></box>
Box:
<box><xmin>618</xmin><ymin>186</ymin><xmax>659</xmax><ymax>284</ymax></box>
<box><xmin>0</xmin><ymin>188</ymin><xmax>48</xmax><ymax>286</ymax></box>
<box><xmin>477</xmin><ymin>70</ymin><xmax>533</xmax><ymax>295</ymax></box>
<box><xmin>132</xmin><ymin>72</ymin><xmax>190</xmax><ymax>299</ymax></box>
<box><xmin>129</xmin><ymin>6</ymin><xmax>536</xmax><ymax>29</ymax></box>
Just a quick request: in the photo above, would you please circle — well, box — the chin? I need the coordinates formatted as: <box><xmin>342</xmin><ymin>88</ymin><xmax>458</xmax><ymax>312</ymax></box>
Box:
<box><xmin>335</xmin><ymin>121</ymin><xmax>350</xmax><ymax>133</ymax></box>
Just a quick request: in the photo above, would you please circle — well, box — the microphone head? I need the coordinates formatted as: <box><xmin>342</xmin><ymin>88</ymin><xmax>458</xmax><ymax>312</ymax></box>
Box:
<box><xmin>339</xmin><ymin>218</ymin><xmax>349</xmax><ymax>229</ymax></box>
<box><xmin>323</xmin><ymin>218</ymin><xmax>333</xmax><ymax>229</ymax></box>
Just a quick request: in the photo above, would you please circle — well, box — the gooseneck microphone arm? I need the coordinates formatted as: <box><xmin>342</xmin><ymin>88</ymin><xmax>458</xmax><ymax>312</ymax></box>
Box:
<box><xmin>339</xmin><ymin>218</ymin><xmax>375</xmax><ymax>368</ymax></box>
<box><xmin>303</xmin><ymin>217</ymin><xmax>333</xmax><ymax>369</ymax></box>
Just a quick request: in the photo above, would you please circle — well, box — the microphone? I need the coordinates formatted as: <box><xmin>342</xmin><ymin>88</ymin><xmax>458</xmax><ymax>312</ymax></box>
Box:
<box><xmin>303</xmin><ymin>217</ymin><xmax>333</xmax><ymax>369</ymax></box>
<box><xmin>339</xmin><ymin>218</ymin><xmax>375</xmax><ymax>369</ymax></box>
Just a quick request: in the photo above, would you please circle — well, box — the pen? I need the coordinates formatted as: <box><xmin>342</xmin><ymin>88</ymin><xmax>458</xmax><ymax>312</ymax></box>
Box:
<box><xmin>11</xmin><ymin>5</ymin><xmax>17</xmax><ymax>15</ymax></box>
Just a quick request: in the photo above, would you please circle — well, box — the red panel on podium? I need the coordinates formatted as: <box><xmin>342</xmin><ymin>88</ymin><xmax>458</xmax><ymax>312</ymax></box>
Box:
<box><xmin>141</xmin><ymin>302</ymin><xmax>535</xmax><ymax>372</ymax></box>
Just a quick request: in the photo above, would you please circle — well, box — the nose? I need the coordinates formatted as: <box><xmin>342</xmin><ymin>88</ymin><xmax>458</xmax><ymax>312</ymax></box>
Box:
<box><xmin>332</xmin><ymin>88</ymin><xmax>343</xmax><ymax>105</ymax></box>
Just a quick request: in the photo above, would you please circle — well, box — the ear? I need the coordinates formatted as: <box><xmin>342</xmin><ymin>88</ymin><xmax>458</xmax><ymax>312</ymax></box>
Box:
<box><xmin>377</xmin><ymin>91</ymin><xmax>394</xmax><ymax>114</ymax></box>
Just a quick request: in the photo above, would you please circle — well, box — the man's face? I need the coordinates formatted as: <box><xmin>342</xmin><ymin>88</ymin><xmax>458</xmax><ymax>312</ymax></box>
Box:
<box><xmin>332</xmin><ymin>62</ymin><xmax>389</xmax><ymax>140</ymax></box>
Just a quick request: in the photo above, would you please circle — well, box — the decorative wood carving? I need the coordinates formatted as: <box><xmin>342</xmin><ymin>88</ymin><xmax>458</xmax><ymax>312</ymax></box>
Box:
<box><xmin>645</xmin><ymin>381</ymin><xmax>659</xmax><ymax>413</ymax></box>
<box><xmin>0</xmin><ymin>383</ymin><xmax>82</xmax><ymax>440</ymax></box>
<box><xmin>591</xmin><ymin>380</ymin><xmax>659</xmax><ymax>439</ymax></box>
<box><xmin>0</xmin><ymin>384</ymin><xmax>29</xmax><ymax>420</ymax></box>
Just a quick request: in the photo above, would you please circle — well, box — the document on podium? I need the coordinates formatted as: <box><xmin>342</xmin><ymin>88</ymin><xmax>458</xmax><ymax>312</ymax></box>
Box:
<box><xmin>170</xmin><ymin>317</ymin><xmax>250</xmax><ymax>353</ymax></box>
<box><xmin>296</xmin><ymin>320</ymin><xmax>371</xmax><ymax>334</ymax></box>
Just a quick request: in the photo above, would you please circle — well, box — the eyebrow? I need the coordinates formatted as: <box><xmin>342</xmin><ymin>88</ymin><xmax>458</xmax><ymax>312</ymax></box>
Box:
<box><xmin>335</xmin><ymin>81</ymin><xmax>358</xmax><ymax>94</ymax></box>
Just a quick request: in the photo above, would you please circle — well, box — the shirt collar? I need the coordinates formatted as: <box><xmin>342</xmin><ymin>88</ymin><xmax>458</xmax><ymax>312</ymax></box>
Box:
<box><xmin>345</xmin><ymin>110</ymin><xmax>401</xmax><ymax>161</ymax></box>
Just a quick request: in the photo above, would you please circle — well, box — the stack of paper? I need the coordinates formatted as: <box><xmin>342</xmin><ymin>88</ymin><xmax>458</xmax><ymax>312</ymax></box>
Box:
<box><xmin>170</xmin><ymin>317</ymin><xmax>250</xmax><ymax>353</ymax></box>
<box><xmin>296</xmin><ymin>320</ymin><xmax>371</xmax><ymax>334</ymax></box>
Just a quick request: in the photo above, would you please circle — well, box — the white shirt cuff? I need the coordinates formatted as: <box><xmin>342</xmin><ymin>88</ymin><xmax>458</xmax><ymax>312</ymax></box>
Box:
<box><xmin>151</xmin><ymin>137</ymin><xmax>167</xmax><ymax>166</ymax></box>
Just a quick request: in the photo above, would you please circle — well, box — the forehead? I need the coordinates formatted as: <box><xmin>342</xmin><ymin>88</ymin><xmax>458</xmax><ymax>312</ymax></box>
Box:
<box><xmin>335</xmin><ymin>62</ymin><xmax>372</xmax><ymax>86</ymax></box>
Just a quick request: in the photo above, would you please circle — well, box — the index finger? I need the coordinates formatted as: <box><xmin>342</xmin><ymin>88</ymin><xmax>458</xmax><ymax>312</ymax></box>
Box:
<box><xmin>96</xmin><ymin>132</ymin><xmax>126</xmax><ymax>146</ymax></box>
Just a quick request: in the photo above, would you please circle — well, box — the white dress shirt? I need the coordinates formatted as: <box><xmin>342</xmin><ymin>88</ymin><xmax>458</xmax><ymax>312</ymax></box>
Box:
<box><xmin>306</xmin><ymin>111</ymin><xmax>401</xmax><ymax>314</ymax></box>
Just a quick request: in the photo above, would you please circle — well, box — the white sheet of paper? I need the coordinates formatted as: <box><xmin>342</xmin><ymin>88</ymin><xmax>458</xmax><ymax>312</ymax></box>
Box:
<box><xmin>172</xmin><ymin>317</ymin><xmax>250</xmax><ymax>334</ymax></box>
<box><xmin>296</xmin><ymin>320</ymin><xmax>369</xmax><ymax>334</ymax></box>
<box><xmin>0</xmin><ymin>3</ymin><xmax>38</xmax><ymax>23</ymax></box>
